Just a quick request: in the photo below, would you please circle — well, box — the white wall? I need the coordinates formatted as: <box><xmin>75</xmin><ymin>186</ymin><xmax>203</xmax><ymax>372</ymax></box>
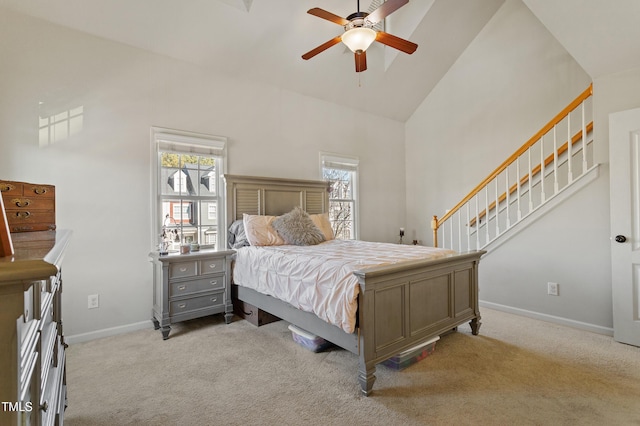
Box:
<box><xmin>404</xmin><ymin>0</ymin><xmax>615</xmax><ymax>330</ymax></box>
<box><xmin>0</xmin><ymin>10</ymin><xmax>406</xmax><ymax>339</ymax></box>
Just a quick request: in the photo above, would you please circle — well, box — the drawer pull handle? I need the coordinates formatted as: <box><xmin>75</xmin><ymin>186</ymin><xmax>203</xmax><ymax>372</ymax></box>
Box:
<box><xmin>178</xmin><ymin>303</ymin><xmax>187</xmax><ymax>309</ymax></box>
<box><xmin>1</xmin><ymin>183</ymin><xmax>15</xmax><ymax>192</ymax></box>
<box><xmin>15</xmin><ymin>211</ymin><xmax>31</xmax><ymax>219</ymax></box>
<box><xmin>178</xmin><ymin>285</ymin><xmax>186</xmax><ymax>291</ymax></box>
<box><xmin>179</xmin><ymin>267</ymin><xmax>187</xmax><ymax>272</ymax></box>
<box><xmin>12</xmin><ymin>198</ymin><xmax>31</xmax><ymax>207</ymax></box>
<box><xmin>210</xmin><ymin>280</ymin><xmax>217</xmax><ymax>286</ymax></box>
<box><xmin>33</xmin><ymin>187</ymin><xmax>48</xmax><ymax>195</ymax></box>
<box><xmin>211</xmin><ymin>297</ymin><xmax>217</xmax><ymax>302</ymax></box>
<box><xmin>209</xmin><ymin>264</ymin><xmax>217</xmax><ymax>269</ymax></box>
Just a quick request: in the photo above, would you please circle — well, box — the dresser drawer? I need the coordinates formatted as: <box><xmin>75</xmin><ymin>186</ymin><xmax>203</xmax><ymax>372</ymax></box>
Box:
<box><xmin>40</xmin><ymin>339</ymin><xmax>65</xmax><ymax>426</ymax></box>
<box><xmin>40</xmin><ymin>322</ymin><xmax>58</xmax><ymax>388</ymax></box>
<box><xmin>169</xmin><ymin>261</ymin><xmax>197</xmax><ymax>279</ymax></box>
<box><xmin>170</xmin><ymin>291</ymin><xmax>225</xmax><ymax>314</ymax></box>
<box><xmin>5</xmin><ymin>197</ymin><xmax>55</xmax><ymax>210</ymax></box>
<box><xmin>170</xmin><ymin>275</ymin><xmax>225</xmax><ymax>297</ymax></box>
<box><xmin>23</xmin><ymin>183</ymin><xmax>55</xmax><ymax>199</ymax></box>
<box><xmin>6</xmin><ymin>209</ymin><xmax>56</xmax><ymax>232</ymax></box>
<box><xmin>199</xmin><ymin>257</ymin><xmax>225</xmax><ymax>275</ymax></box>
<box><xmin>16</xmin><ymin>319</ymin><xmax>40</xmax><ymax>401</ymax></box>
<box><xmin>0</xmin><ymin>180</ymin><xmax>23</xmax><ymax>196</ymax></box>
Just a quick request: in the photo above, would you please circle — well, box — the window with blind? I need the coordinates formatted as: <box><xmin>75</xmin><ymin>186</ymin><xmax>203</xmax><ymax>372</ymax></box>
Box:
<box><xmin>151</xmin><ymin>128</ymin><xmax>227</xmax><ymax>251</ymax></box>
<box><xmin>320</xmin><ymin>153</ymin><xmax>359</xmax><ymax>240</ymax></box>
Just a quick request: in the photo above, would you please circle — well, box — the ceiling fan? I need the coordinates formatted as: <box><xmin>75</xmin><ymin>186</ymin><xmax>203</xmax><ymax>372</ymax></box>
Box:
<box><xmin>301</xmin><ymin>0</ymin><xmax>418</xmax><ymax>73</ymax></box>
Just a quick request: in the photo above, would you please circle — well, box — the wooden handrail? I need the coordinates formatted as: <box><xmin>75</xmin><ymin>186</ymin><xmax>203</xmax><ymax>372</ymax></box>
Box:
<box><xmin>468</xmin><ymin>121</ymin><xmax>593</xmax><ymax>226</ymax></box>
<box><xmin>432</xmin><ymin>83</ymin><xmax>593</xmax><ymax>238</ymax></box>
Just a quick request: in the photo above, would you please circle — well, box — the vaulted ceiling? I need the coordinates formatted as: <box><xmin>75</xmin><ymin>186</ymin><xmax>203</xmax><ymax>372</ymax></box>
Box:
<box><xmin>1</xmin><ymin>0</ymin><xmax>639</xmax><ymax>122</ymax></box>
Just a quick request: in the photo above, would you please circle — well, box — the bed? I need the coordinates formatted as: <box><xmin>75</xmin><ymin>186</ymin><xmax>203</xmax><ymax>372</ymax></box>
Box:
<box><xmin>224</xmin><ymin>174</ymin><xmax>485</xmax><ymax>396</ymax></box>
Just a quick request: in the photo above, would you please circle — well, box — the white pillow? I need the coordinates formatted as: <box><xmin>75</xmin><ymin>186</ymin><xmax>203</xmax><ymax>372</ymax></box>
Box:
<box><xmin>242</xmin><ymin>214</ymin><xmax>285</xmax><ymax>246</ymax></box>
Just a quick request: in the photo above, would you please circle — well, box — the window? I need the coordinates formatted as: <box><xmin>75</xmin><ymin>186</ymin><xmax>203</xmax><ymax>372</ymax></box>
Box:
<box><xmin>152</xmin><ymin>128</ymin><xmax>227</xmax><ymax>252</ymax></box>
<box><xmin>320</xmin><ymin>153</ymin><xmax>359</xmax><ymax>240</ymax></box>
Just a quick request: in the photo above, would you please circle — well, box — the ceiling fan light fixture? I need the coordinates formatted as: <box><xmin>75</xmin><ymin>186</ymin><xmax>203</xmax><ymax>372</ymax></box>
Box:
<box><xmin>341</xmin><ymin>27</ymin><xmax>376</xmax><ymax>53</ymax></box>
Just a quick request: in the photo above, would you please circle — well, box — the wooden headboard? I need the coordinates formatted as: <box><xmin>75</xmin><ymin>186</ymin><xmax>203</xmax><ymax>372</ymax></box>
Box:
<box><xmin>223</xmin><ymin>175</ymin><xmax>330</xmax><ymax>226</ymax></box>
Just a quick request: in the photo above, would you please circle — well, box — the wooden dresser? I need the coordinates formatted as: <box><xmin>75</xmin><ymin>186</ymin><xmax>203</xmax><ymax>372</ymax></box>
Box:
<box><xmin>0</xmin><ymin>181</ymin><xmax>56</xmax><ymax>233</ymax></box>
<box><xmin>0</xmin><ymin>230</ymin><xmax>71</xmax><ymax>425</ymax></box>
<box><xmin>150</xmin><ymin>249</ymin><xmax>235</xmax><ymax>339</ymax></box>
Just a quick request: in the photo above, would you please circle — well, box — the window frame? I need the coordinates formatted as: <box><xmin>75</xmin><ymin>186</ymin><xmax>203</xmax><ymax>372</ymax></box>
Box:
<box><xmin>151</xmin><ymin>127</ymin><xmax>227</xmax><ymax>251</ymax></box>
<box><xmin>319</xmin><ymin>152</ymin><xmax>360</xmax><ymax>240</ymax></box>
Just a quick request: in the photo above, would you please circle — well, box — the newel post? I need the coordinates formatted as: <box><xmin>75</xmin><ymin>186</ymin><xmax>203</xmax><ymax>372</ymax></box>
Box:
<box><xmin>431</xmin><ymin>215</ymin><xmax>439</xmax><ymax>248</ymax></box>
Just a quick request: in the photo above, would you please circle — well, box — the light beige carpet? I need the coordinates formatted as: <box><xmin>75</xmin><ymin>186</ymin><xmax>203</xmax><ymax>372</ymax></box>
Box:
<box><xmin>64</xmin><ymin>308</ymin><xmax>640</xmax><ymax>425</ymax></box>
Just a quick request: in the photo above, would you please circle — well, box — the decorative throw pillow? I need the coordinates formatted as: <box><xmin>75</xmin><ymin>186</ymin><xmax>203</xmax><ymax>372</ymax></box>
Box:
<box><xmin>243</xmin><ymin>214</ymin><xmax>285</xmax><ymax>246</ymax></box>
<box><xmin>228</xmin><ymin>219</ymin><xmax>250</xmax><ymax>249</ymax></box>
<box><xmin>309</xmin><ymin>213</ymin><xmax>334</xmax><ymax>241</ymax></box>
<box><xmin>272</xmin><ymin>207</ymin><xmax>326</xmax><ymax>246</ymax></box>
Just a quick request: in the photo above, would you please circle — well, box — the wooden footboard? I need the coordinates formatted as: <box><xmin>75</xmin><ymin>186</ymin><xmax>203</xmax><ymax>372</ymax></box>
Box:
<box><xmin>353</xmin><ymin>250</ymin><xmax>484</xmax><ymax>395</ymax></box>
<box><xmin>233</xmin><ymin>250</ymin><xmax>484</xmax><ymax>396</ymax></box>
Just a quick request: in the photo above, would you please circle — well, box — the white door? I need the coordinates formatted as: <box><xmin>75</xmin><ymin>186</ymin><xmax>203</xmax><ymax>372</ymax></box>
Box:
<box><xmin>610</xmin><ymin>108</ymin><xmax>640</xmax><ymax>347</ymax></box>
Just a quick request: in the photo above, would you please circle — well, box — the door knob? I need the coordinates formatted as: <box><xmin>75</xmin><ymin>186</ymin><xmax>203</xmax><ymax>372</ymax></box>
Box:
<box><xmin>615</xmin><ymin>235</ymin><xmax>627</xmax><ymax>243</ymax></box>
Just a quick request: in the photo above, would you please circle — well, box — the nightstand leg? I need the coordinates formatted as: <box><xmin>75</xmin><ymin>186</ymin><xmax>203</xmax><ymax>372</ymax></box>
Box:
<box><xmin>161</xmin><ymin>326</ymin><xmax>171</xmax><ymax>340</ymax></box>
<box><xmin>151</xmin><ymin>317</ymin><xmax>160</xmax><ymax>330</ymax></box>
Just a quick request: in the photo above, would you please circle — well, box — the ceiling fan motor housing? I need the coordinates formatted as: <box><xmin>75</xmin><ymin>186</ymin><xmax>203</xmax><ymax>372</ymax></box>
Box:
<box><xmin>345</xmin><ymin>12</ymin><xmax>372</xmax><ymax>30</ymax></box>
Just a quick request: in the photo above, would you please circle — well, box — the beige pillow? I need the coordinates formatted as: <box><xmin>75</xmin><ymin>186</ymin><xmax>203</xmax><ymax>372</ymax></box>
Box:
<box><xmin>243</xmin><ymin>214</ymin><xmax>285</xmax><ymax>246</ymax></box>
<box><xmin>309</xmin><ymin>213</ymin><xmax>334</xmax><ymax>241</ymax></box>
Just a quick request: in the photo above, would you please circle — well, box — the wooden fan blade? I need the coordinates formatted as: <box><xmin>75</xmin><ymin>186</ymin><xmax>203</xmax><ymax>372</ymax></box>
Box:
<box><xmin>302</xmin><ymin>36</ymin><xmax>343</xmax><ymax>60</ymax></box>
<box><xmin>375</xmin><ymin>31</ymin><xmax>418</xmax><ymax>54</ymax></box>
<box><xmin>366</xmin><ymin>0</ymin><xmax>409</xmax><ymax>25</ymax></box>
<box><xmin>354</xmin><ymin>50</ymin><xmax>367</xmax><ymax>73</ymax></box>
<box><xmin>307</xmin><ymin>7</ymin><xmax>349</xmax><ymax>26</ymax></box>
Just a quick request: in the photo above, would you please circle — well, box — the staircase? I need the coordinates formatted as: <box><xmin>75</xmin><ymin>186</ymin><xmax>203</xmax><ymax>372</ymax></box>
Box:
<box><xmin>432</xmin><ymin>84</ymin><xmax>595</xmax><ymax>251</ymax></box>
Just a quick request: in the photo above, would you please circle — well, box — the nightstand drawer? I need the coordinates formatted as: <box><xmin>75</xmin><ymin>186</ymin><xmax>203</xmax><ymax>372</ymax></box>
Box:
<box><xmin>169</xmin><ymin>261</ymin><xmax>197</xmax><ymax>279</ymax></box>
<box><xmin>170</xmin><ymin>275</ymin><xmax>225</xmax><ymax>297</ymax></box>
<box><xmin>199</xmin><ymin>258</ymin><xmax>225</xmax><ymax>275</ymax></box>
<box><xmin>170</xmin><ymin>291</ymin><xmax>225</xmax><ymax>314</ymax></box>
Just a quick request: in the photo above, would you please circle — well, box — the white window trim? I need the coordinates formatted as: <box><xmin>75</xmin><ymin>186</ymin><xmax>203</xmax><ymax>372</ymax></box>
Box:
<box><xmin>150</xmin><ymin>127</ymin><xmax>228</xmax><ymax>251</ymax></box>
<box><xmin>319</xmin><ymin>152</ymin><xmax>360</xmax><ymax>240</ymax></box>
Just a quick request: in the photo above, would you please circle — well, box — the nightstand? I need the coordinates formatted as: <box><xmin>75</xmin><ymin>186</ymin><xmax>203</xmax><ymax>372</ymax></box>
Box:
<box><xmin>150</xmin><ymin>249</ymin><xmax>235</xmax><ymax>340</ymax></box>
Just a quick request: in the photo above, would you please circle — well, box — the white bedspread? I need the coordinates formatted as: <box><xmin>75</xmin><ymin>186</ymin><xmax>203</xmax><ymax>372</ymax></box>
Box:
<box><xmin>232</xmin><ymin>240</ymin><xmax>456</xmax><ymax>333</ymax></box>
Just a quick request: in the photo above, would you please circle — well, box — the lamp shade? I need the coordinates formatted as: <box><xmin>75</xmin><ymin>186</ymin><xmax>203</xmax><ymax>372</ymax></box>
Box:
<box><xmin>341</xmin><ymin>27</ymin><xmax>376</xmax><ymax>53</ymax></box>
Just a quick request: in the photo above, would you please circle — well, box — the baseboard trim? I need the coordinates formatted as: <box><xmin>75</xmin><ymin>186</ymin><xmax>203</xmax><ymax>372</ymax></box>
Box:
<box><xmin>66</xmin><ymin>320</ymin><xmax>153</xmax><ymax>345</ymax></box>
<box><xmin>479</xmin><ymin>300</ymin><xmax>613</xmax><ymax>336</ymax></box>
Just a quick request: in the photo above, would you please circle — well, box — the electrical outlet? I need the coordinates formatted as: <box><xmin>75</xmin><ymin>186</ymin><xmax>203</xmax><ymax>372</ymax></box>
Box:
<box><xmin>88</xmin><ymin>294</ymin><xmax>99</xmax><ymax>309</ymax></box>
<box><xmin>547</xmin><ymin>282</ymin><xmax>559</xmax><ymax>296</ymax></box>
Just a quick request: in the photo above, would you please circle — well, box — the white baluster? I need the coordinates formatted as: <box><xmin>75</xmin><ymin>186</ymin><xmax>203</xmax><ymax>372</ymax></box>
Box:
<box><xmin>475</xmin><ymin>195</ymin><xmax>480</xmax><ymax>249</ymax></box>
<box><xmin>582</xmin><ymin>101</ymin><xmax>588</xmax><ymax>173</ymax></box>
<box><xmin>466</xmin><ymin>202</ymin><xmax>471</xmax><ymax>250</ymax></box>
<box><xmin>449</xmin><ymin>213</ymin><xmax>454</xmax><ymax>250</ymax></box>
<box><xmin>516</xmin><ymin>158</ymin><xmax>522</xmax><ymax>220</ymax></box>
<box><xmin>540</xmin><ymin>135</ymin><xmax>546</xmax><ymax>203</ymax></box>
<box><xmin>458</xmin><ymin>210</ymin><xmax>462</xmax><ymax>252</ymax></box>
<box><xmin>528</xmin><ymin>147</ymin><xmax>533</xmax><ymax>212</ymax></box>
<box><xmin>495</xmin><ymin>177</ymin><xmax>500</xmax><ymax>238</ymax></box>
<box><xmin>505</xmin><ymin>165</ymin><xmax>511</xmax><ymax>228</ymax></box>
<box><xmin>553</xmin><ymin>125</ymin><xmax>559</xmax><ymax>194</ymax></box>
<box><xmin>485</xmin><ymin>186</ymin><xmax>490</xmax><ymax>244</ymax></box>
<box><xmin>567</xmin><ymin>113</ymin><xmax>573</xmax><ymax>183</ymax></box>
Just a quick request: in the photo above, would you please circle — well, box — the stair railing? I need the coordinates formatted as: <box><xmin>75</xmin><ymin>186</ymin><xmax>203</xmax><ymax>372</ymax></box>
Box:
<box><xmin>432</xmin><ymin>83</ymin><xmax>594</xmax><ymax>250</ymax></box>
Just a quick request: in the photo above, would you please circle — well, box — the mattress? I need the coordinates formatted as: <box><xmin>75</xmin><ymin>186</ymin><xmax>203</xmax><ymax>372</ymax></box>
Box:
<box><xmin>232</xmin><ymin>239</ymin><xmax>456</xmax><ymax>333</ymax></box>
